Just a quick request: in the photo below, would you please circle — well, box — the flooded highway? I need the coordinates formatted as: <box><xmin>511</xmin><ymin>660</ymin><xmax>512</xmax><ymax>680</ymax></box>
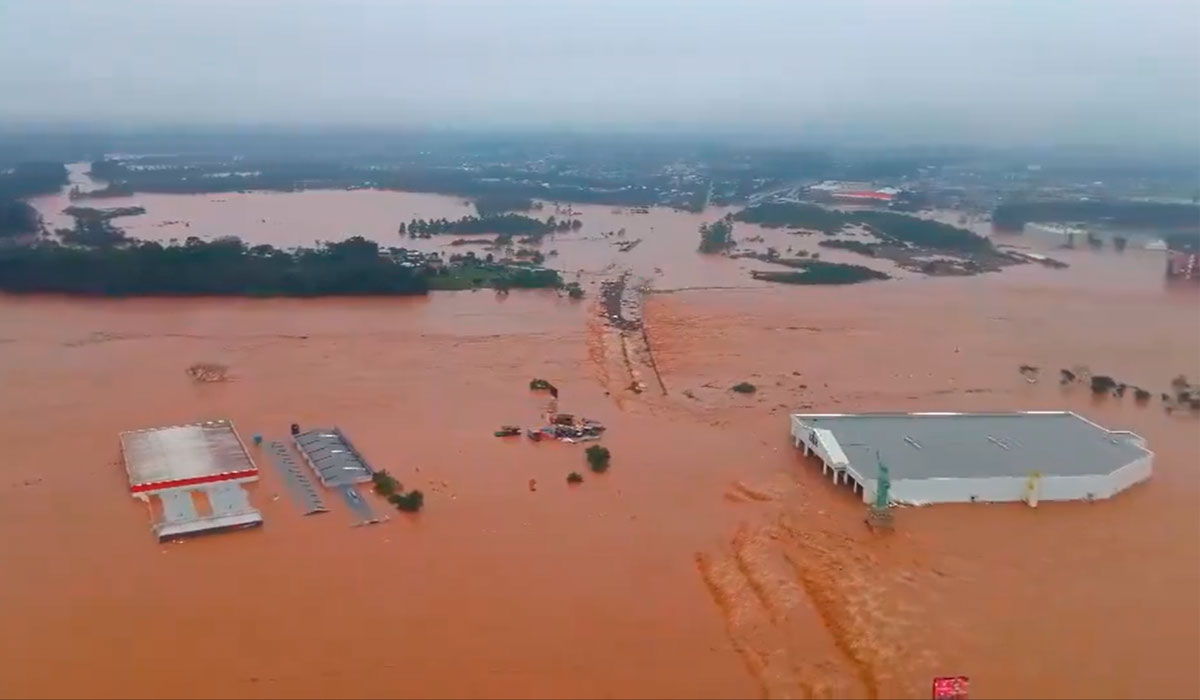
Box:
<box><xmin>2</xmin><ymin>170</ymin><xmax>1198</xmax><ymax>698</ymax></box>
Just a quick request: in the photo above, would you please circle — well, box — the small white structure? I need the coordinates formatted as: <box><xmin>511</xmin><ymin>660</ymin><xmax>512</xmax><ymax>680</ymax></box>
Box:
<box><xmin>1027</xmin><ymin>222</ymin><xmax>1088</xmax><ymax>239</ymax></box>
<box><xmin>790</xmin><ymin>411</ymin><xmax>1152</xmax><ymax>505</ymax></box>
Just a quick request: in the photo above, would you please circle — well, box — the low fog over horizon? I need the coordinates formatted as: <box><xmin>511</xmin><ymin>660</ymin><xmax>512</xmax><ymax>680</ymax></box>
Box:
<box><xmin>1</xmin><ymin>0</ymin><xmax>1198</xmax><ymax>150</ymax></box>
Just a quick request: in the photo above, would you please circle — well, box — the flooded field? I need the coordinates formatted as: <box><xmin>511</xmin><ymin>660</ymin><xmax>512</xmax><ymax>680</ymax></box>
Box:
<box><xmin>3</xmin><ymin>171</ymin><xmax>1198</xmax><ymax>698</ymax></box>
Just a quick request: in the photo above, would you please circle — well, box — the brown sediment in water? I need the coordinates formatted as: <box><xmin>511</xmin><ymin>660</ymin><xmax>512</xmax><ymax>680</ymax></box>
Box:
<box><xmin>3</xmin><ymin>172</ymin><xmax>1198</xmax><ymax>698</ymax></box>
<box><xmin>647</xmin><ymin>275</ymin><xmax>1200</xmax><ymax>698</ymax></box>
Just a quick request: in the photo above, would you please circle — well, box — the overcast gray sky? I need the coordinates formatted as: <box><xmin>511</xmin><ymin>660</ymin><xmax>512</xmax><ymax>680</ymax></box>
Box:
<box><xmin>1</xmin><ymin>0</ymin><xmax>1197</xmax><ymax>146</ymax></box>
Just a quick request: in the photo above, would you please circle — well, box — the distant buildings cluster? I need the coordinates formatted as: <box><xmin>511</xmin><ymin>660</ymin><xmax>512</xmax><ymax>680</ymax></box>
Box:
<box><xmin>807</xmin><ymin>181</ymin><xmax>902</xmax><ymax>203</ymax></box>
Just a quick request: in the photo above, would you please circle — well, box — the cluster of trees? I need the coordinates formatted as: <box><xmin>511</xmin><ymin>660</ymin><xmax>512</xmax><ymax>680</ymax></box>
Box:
<box><xmin>0</xmin><ymin>235</ymin><xmax>431</xmax><ymax>296</ymax></box>
<box><xmin>818</xmin><ymin>239</ymin><xmax>878</xmax><ymax>256</ymax></box>
<box><xmin>489</xmin><ymin>266</ymin><xmax>563</xmax><ymax>291</ymax></box>
<box><xmin>426</xmin><ymin>257</ymin><xmax>562</xmax><ymax>291</ymax></box>
<box><xmin>56</xmin><ymin>218</ymin><xmax>129</xmax><ymax>247</ymax></box>
<box><xmin>0</xmin><ymin>162</ymin><xmax>68</xmax><ymax>200</ymax></box>
<box><xmin>853</xmin><ymin>211</ymin><xmax>991</xmax><ymax>253</ymax></box>
<box><xmin>585</xmin><ymin>445</ymin><xmax>611</xmax><ymax>473</ymax></box>
<box><xmin>400</xmin><ymin>214</ymin><xmax>581</xmax><ymax>239</ymax></box>
<box><xmin>69</xmin><ymin>182</ymin><xmax>135</xmax><ymax>200</ymax></box>
<box><xmin>0</xmin><ymin>162</ymin><xmax>68</xmax><ymax>237</ymax></box>
<box><xmin>698</xmin><ymin>215</ymin><xmax>735</xmax><ymax>253</ymax></box>
<box><xmin>473</xmin><ymin>195</ymin><xmax>538</xmax><ymax>217</ymax></box>
<box><xmin>85</xmin><ymin>157</ymin><xmax>671</xmax><ymax>207</ymax></box>
<box><xmin>1</xmin><ymin>200</ymin><xmax>40</xmax><ymax>238</ymax></box>
<box><xmin>61</xmin><ymin>206</ymin><xmax>145</xmax><ymax>221</ymax></box>
<box><xmin>733</xmin><ymin>203</ymin><xmax>991</xmax><ymax>254</ymax></box>
<box><xmin>736</xmin><ymin>202</ymin><xmax>844</xmax><ymax>233</ymax></box>
<box><xmin>511</xmin><ymin>248</ymin><xmax>546</xmax><ymax>264</ymax></box>
<box><xmin>751</xmin><ymin>260</ymin><xmax>890</xmax><ymax>285</ymax></box>
<box><xmin>370</xmin><ymin>470</ymin><xmax>425</xmax><ymax>512</ymax></box>
<box><xmin>993</xmin><ymin>200</ymin><xmax>1200</xmax><ymax>231</ymax></box>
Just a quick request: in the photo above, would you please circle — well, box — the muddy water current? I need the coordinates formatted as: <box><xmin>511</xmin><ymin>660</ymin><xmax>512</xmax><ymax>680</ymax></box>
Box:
<box><xmin>1</xmin><ymin>166</ymin><xmax>1197</xmax><ymax>698</ymax></box>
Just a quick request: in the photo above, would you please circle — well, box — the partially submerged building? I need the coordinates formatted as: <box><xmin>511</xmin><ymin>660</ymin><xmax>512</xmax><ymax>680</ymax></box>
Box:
<box><xmin>292</xmin><ymin>427</ymin><xmax>374</xmax><ymax>487</ymax></box>
<box><xmin>120</xmin><ymin>419</ymin><xmax>263</xmax><ymax>540</ymax></box>
<box><xmin>791</xmin><ymin>411</ymin><xmax>1152</xmax><ymax>505</ymax></box>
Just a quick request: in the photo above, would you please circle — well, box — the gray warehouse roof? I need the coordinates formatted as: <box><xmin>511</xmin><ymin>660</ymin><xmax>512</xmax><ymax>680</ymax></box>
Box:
<box><xmin>791</xmin><ymin>411</ymin><xmax>1150</xmax><ymax>480</ymax></box>
<box><xmin>293</xmin><ymin>427</ymin><xmax>374</xmax><ymax>487</ymax></box>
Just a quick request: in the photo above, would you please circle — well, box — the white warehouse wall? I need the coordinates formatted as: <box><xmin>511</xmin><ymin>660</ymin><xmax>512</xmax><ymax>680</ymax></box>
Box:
<box><xmin>1099</xmin><ymin>454</ymin><xmax>1153</xmax><ymax>496</ymax></box>
<box><xmin>888</xmin><ymin>476</ymin><xmax>1029</xmax><ymax>504</ymax></box>
<box><xmin>1037</xmin><ymin>474</ymin><xmax>1123</xmax><ymax>501</ymax></box>
<box><xmin>886</xmin><ymin>468</ymin><xmax>1146</xmax><ymax>505</ymax></box>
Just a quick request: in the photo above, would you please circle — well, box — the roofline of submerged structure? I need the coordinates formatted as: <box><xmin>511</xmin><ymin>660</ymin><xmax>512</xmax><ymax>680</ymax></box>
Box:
<box><xmin>789</xmin><ymin>410</ymin><xmax>1153</xmax><ymax>506</ymax></box>
<box><xmin>119</xmin><ymin>419</ymin><xmax>260</xmax><ymax>497</ymax></box>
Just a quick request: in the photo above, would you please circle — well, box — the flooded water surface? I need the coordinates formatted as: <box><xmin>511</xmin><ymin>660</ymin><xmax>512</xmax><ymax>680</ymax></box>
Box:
<box><xmin>3</xmin><ymin>173</ymin><xmax>1198</xmax><ymax>698</ymax></box>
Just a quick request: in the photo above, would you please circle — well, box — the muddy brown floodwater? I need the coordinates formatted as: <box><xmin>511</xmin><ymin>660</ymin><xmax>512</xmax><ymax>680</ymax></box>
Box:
<box><xmin>2</xmin><ymin>171</ymin><xmax>1198</xmax><ymax>698</ymax></box>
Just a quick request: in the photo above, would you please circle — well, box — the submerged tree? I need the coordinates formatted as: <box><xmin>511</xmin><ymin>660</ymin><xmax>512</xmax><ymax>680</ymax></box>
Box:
<box><xmin>372</xmin><ymin>469</ymin><xmax>400</xmax><ymax>497</ymax></box>
<box><xmin>585</xmin><ymin>445</ymin><xmax>611</xmax><ymax>473</ymax></box>
<box><xmin>698</xmin><ymin>215</ymin><xmax>735</xmax><ymax>254</ymax></box>
<box><xmin>389</xmin><ymin>489</ymin><xmax>425</xmax><ymax>512</ymax></box>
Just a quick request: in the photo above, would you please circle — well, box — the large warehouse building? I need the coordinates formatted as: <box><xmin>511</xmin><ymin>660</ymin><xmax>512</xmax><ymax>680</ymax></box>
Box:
<box><xmin>120</xmin><ymin>419</ymin><xmax>263</xmax><ymax>540</ymax></box>
<box><xmin>790</xmin><ymin>411</ymin><xmax>1152</xmax><ymax>505</ymax></box>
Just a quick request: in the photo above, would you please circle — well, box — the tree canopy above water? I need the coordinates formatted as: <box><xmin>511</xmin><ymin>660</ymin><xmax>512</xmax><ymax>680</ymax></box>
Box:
<box><xmin>0</xmin><ymin>236</ymin><xmax>433</xmax><ymax>297</ymax></box>
<box><xmin>0</xmin><ymin>162</ymin><xmax>68</xmax><ymax>238</ymax></box>
<box><xmin>734</xmin><ymin>203</ymin><xmax>991</xmax><ymax>253</ymax></box>
<box><xmin>992</xmin><ymin>200</ymin><xmax>1200</xmax><ymax>231</ymax></box>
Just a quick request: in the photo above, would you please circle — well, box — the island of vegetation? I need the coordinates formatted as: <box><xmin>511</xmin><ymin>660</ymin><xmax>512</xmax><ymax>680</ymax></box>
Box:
<box><xmin>400</xmin><ymin>214</ymin><xmax>581</xmax><ymax>241</ymax></box>
<box><xmin>370</xmin><ymin>470</ymin><xmax>425</xmax><ymax>513</ymax></box>
<box><xmin>1</xmin><ymin>200</ymin><xmax>40</xmax><ymax>239</ymax></box>
<box><xmin>68</xmin><ymin>182</ymin><xmax>136</xmax><ymax>200</ymax></box>
<box><xmin>817</xmin><ymin>239</ymin><xmax>878</xmax><ymax>256</ymax></box>
<box><xmin>992</xmin><ymin>200</ymin><xmax>1200</xmax><ymax>232</ymax></box>
<box><xmin>733</xmin><ymin>202</ymin><xmax>1021</xmax><ymax>276</ymax></box>
<box><xmin>735</xmin><ymin>203</ymin><xmax>990</xmax><ymax>252</ymax></box>
<box><xmin>473</xmin><ymin>195</ymin><xmax>540</xmax><ymax>217</ymax></box>
<box><xmin>62</xmin><ymin>205</ymin><xmax>146</xmax><ymax>221</ymax></box>
<box><xmin>55</xmin><ymin>216</ymin><xmax>131</xmax><ymax>247</ymax></box>
<box><xmin>0</xmin><ymin>162</ymin><xmax>68</xmax><ymax>238</ymax></box>
<box><xmin>0</xmin><ymin>234</ymin><xmax>564</xmax><ymax>297</ymax></box>
<box><xmin>751</xmin><ymin>260</ymin><xmax>891</xmax><ymax>286</ymax></box>
<box><xmin>698</xmin><ymin>215</ymin><xmax>735</xmax><ymax>253</ymax></box>
<box><xmin>585</xmin><ymin>445</ymin><xmax>611</xmax><ymax>473</ymax></box>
